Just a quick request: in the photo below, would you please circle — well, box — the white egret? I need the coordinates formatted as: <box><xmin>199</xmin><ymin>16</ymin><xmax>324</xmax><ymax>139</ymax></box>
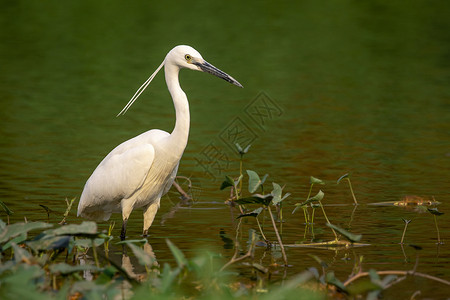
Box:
<box><xmin>77</xmin><ymin>45</ymin><xmax>242</xmax><ymax>240</ymax></box>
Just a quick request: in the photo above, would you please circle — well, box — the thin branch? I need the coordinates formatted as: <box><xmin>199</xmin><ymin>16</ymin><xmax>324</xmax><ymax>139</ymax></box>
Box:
<box><xmin>344</xmin><ymin>270</ymin><xmax>450</xmax><ymax>287</ymax></box>
<box><xmin>268</xmin><ymin>206</ymin><xmax>288</xmax><ymax>266</ymax></box>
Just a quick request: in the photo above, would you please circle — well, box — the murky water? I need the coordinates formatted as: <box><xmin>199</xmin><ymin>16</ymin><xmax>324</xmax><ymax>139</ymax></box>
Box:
<box><xmin>1</xmin><ymin>1</ymin><xmax>449</xmax><ymax>298</ymax></box>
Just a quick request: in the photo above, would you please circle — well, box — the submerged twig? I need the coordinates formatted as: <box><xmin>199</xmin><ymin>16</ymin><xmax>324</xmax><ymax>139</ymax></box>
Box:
<box><xmin>220</xmin><ymin>219</ymin><xmax>256</xmax><ymax>271</ymax></box>
<box><xmin>344</xmin><ymin>270</ymin><xmax>450</xmax><ymax>287</ymax></box>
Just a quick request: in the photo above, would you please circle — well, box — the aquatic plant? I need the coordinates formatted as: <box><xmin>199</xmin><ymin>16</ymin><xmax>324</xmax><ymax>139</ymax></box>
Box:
<box><xmin>400</xmin><ymin>219</ymin><xmax>412</xmax><ymax>244</ymax></box>
<box><xmin>427</xmin><ymin>207</ymin><xmax>444</xmax><ymax>244</ymax></box>
<box><xmin>337</xmin><ymin>173</ymin><xmax>358</xmax><ymax>205</ymax></box>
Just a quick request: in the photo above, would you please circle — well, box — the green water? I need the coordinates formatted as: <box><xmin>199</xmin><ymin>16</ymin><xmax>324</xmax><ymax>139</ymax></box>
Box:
<box><xmin>1</xmin><ymin>1</ymin><xmax>449</xmax><ymax>298</ymax></box>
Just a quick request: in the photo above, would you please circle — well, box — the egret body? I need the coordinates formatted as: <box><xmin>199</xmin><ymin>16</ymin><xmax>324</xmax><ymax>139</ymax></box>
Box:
<box><xmin>77</xmin><ymin>45</ymin><xmax>242</xmax><ymax>240</ymax></box>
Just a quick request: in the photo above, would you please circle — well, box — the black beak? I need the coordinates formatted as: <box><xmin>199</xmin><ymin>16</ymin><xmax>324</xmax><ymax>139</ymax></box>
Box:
<box><xmin>195</xmin><ymin>60</ymin><xmax>243</xmax><ymax>88</ymax></box>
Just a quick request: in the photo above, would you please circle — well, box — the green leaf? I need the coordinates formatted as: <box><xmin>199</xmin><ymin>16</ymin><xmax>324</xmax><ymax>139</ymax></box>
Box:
<box><xmin>235</xmin><ymin>194</ymin><xmax>273</xmax><ymax>206</ymax></box>
<box><xmin>44</xmin><ymin>221</ymin><xmax>97</xmax><ymax>236</ymax></box>
<box><xmin>0</xmin><ymin>219</ymin><xmax>6</xmax><ymax>231</ymax></box>
<box><xmin>127</xmin><ymin>243</ymin><xmax>155</xmax><ymax>266</ymax></box>
<box><xmin>159</xmin><ymin>263</ymin><xmax>181</xmax><ymax>294</ymax></box>
<box><xmin>0</xmin><ymin>221</ymin><xmax>53</xmax><ymax>244</ymax></box>
<box><xmin>427</xmin><ymin>207</ymin><xmax>444</xmax><ymax>216</ymax></box>
<box><xmin>247</xmin><ymin>170</ymin><xmax>268</xmax><ymax>193</ymax></box>
<box><xmin>368</xmin><ymin>269</ymin><xmax>381</xmax><ymax>285</ymax></box>
<box><xmin>310</xmin><ymin>176</ymin><xmax>325</xmax><ymax>185</ymax></box>
<box><xmin>307</xmin><ymin>254</ymin><xmax>328</xmax><ymax>269</ymax></box>
<box><xmin>27</xmin><ymin>235</ymin><xmax>72</xmax><ymax>252</ymax></box>
<box><xmin>235</xmin><ymin>143</ymin><xmax>243</xmax><ymax>153</ymax></box>
<box><xmin>326</xmin><ymin>271</ymin><xmax>347</xmax><ymax>292</ymax></box>
<box><xmin>0</xmin><ymin>200</ymin><xmax>13</xmax><ymax>215</ymax></box>
<box><xmin>271</xmin><ymin>182</ymin><xmax>290</xmax><ymax>205</ymax></box>
<box><xmin>237</xmin><ymin>207</ymin><xmax>263</xmax><ymax>219</ymax></box>
<box><xmin>74</xmin><ymin>238</ymin><xmax>106</xmax><ymax>248</ymax></box>
<box><xmin>220</xmin><ymin>175</ymin><xmax>235</xmax><ymax>190</ymax></box>
<box><xmin>243</xmin><ymin>144</ymin><xmax>251</xmax><ymax>154</ymax></box>
<box><xmin>296</xmin><ymin>190</ymin><xmax>325</xmax><ymax>207</ymax></box>
<box><xmin>337</xmin><ymin>173</ymin><xmax>349</xmax><ymax>184</ymax></box>
<box><xmin>236</xmin><ymin>143</ymin><xmax>251</xmax><ymax>155</ymax></box>
<box><xmin>12</xmin><ymin>243</ymin><xmax>32</xmax><ymax>262</ymax></box>
<box><xmin>2</xmin><ymin>232</ymin><xmax>27</xmax><ymax>251</ymax></box>
<box><xmin>166</xmin><ymin>239</ymin><xmax>188</xmax><ymax>269</ymax></box>
<box><xmin>326</xmin><ymin>223</ymin><xmax>362</xmax><ymax>243</ymax></box>
<box><xmin>50</xmin><ymin>263</ymin><xmax>101</xmax><ymax>275</ymax></box>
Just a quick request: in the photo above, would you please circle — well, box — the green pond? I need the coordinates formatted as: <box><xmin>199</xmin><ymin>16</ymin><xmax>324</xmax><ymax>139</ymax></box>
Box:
<box><xmin>0</xmin><ymin>1</ymin><xmax>449</xmax><ymax>298</ymax></box>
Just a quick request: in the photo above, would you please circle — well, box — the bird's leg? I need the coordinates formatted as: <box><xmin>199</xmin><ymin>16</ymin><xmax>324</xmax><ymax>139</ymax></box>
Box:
<box><xmin>120</xmin><ymin>219</ymin><xmax>128</xmax><ymax>241</ymax></box>
<box><xmin>120</xmin><ymin>199</ymin><xmax>134</xmax><ymax>241</ymax></box>
<box><xmin>143</xmin><ymin>199</ymin><xmax>160</xmax><ymax>238</ymax></box>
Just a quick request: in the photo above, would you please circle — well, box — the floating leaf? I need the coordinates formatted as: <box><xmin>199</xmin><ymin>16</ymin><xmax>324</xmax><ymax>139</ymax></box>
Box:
<box><xmin>310</xmin><ymin>176</ymin><xmax>325</xmax><ymax>185</ymax></box>
<box><xmin>247</xmin><ymin>170</ymin><xmax>268</xmax><ymax>193</ymax></box>
<box><xmin>237</xmin><ymin>207</ymin><xmax>263</xmax><ymax>219</ymax></box>
<box><xmin>0</xmin><ymin>221</ymin><xmax>53</xmax><ymax>244</ymax></box>
<box><xmin>235</xmin><ymin>194</ymin><xmax>273</xmax><ymax>206</ymax></box>
<box><xmin>326</xmin><ymin>223</ymin><xmax>362</xmax><ymax>243</ymax></box>
<box><xmin>427</xmin><ymin>208</ymin><xmax>444</xmax><ymax>216</ymax></box>
<box><xmin>337</xmin><ymin>173</ymin><xmax>349</xmax><ymax>184</ymax></box>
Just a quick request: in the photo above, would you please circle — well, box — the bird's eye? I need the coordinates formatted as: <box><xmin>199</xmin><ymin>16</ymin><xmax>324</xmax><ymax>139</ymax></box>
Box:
<box><xmin>185</xmin><ymin>54</ymin><xmax>192</xmax><ymax>61</ymax></box>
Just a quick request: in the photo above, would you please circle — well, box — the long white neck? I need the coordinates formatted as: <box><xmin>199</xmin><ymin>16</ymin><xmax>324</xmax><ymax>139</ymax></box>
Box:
<box><xmin>164</xmin><ymin>63</ymin><xmax>190</xmax><ymax>154</ymax></box>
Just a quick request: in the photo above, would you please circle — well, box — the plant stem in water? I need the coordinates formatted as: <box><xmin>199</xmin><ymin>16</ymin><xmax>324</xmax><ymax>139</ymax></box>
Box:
<box><xmin>434</xmin><ymin>215</ymin><xmax>441</xmax><ymax>244</ymax></box>
<box><xmin>346</xmin><ymin>178</ymin><xmax>358</xmax><ymax>205</ymax></box>
<box><xmin>302</xmin><ymin>207</ymin><xmax>309</xmax><ymax>224</ymax></box>
<box><xmin>318</xmin><ymin>200</ymin><xmax>338</xmax><ymax>240</ymax></box>
<box><xmin>256</xmin><ymin>217</ymin><xmax>268</xmax><ymax>242</ymax></box>
<box><xmin>400</xmin><ymin>222</ymin><xmax>409</xmax><ymax>244</ymax></box>
<box><xmin>268</xmin><ymin>206</ymin><xmax>288</xmax><ymax>266</ymax></box>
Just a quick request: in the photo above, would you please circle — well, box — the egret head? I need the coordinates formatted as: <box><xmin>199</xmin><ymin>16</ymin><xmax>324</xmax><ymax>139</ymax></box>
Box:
<box><xmin>166</xmin><ymin>45</ymin><xmax>243</xmax><ymax>88</ymax></box>
<box><xmin>117</xmin><ymin>45</ymin><xmax>242</xmax><ymax>116</ymax></box>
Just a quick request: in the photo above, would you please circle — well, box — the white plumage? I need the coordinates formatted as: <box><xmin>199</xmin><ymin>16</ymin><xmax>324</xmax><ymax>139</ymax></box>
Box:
<box><xmin>77</xmin><ymin>45</ymin><xmax>242</xmax><ymax>240</ymax></box>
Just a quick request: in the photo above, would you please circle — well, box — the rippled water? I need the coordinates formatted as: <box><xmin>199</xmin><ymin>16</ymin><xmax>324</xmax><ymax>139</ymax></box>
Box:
<box><xmin>1</xmin><ymin>1</ymin><xmax>449</xmax><ymax>298</ymax></box>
